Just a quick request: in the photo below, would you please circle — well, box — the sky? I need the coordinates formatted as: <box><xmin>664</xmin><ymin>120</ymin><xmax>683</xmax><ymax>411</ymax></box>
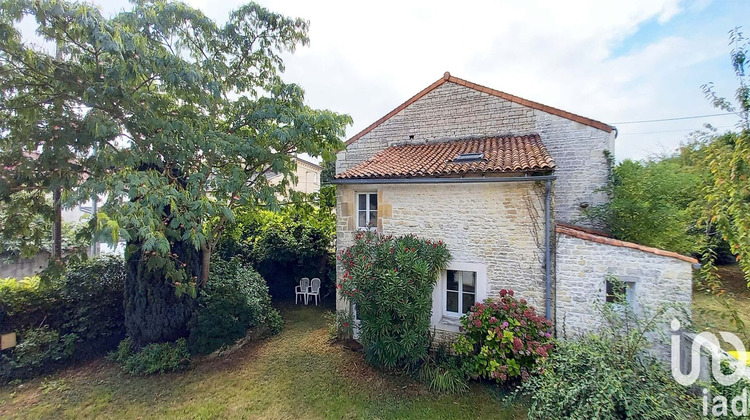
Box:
<box><xmin>23</xmin><ymin>0</ymin><xmax>750</xmax><ymax>162</ymax></box>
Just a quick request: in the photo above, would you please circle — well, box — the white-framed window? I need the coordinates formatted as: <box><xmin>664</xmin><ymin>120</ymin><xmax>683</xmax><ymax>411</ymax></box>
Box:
<box><xmin>433</xmin><ymin>262</ymin><xmax>488</xmax><ymax>325</ymax></box>
<box><xmin>356</xmin><ymin>192</ymin><xmax>378</xmax><ymax>231</ymax></box>
<box><xmin>446</xmin><ymin>270</ymin><xmax>476</xmax><ymax>315</ymax></box>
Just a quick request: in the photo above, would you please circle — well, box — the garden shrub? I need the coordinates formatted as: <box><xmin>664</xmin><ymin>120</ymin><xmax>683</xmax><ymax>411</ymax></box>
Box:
<box><xmin>0</xmin><ymin>256</ymin><xmax>126</xmax><ymax>382</ymax></box>
<box><xmin>709</xmin><ymin>361</ymin><xmax>750</xmax><ymax>419</ymax></box>
<box><xmin>0</xmin><ymin>276</ymin><xmax>62</xmax><ymax>333</ymax></box>
<box><xmin>516</xmin><ymin>279</ymin><xmax>699</xmax><ymax>419</ymax></box>
<box><xmin>12</xmin><ymin>327</ymin><xmax>77</xmax><ymax>368</ymax></box>
<box><xmin>417</xmin><ymin>343</ymin><xmax>469</xmax><ymax>394</ymax></box>
<box><xmin>324</xmin><ymin>310</ymin><xmax>354</xmax><ymax>341</ymax></box>
<box><xmin>111</xmin><ymin>337</ymin><xmax>190</xmax><ymax>375</ymax></box>
<box><xmin>0</xmin><ymin>257</ymin><xmax>125</xmax><ymax>345</ymax></box>
<box><xmin>188</xmin><ymin>258</ymin><xmax>282</xmax><ymax>354</ymax></box>
<box><xmin>518</xmin><ymin>335</ymin><xmax>698</xmax><ymax>419</ymax></box>
<box><xmin>338</xmin><ymin>232</ymin><xmax>450</xmax><ymax>369</ymax></box>
<box><xmin>453</xmin><ymin>289</ymin><xmax>553</xmax><ymax>383</ymax></box>
<box><xmin>217</xmin><ymin>197</ymin><xmax>336</xmax><ymax>300</ymax></box>
<box><xmin>0</xmin><ymin>327</ymin><xmax>77</xmax><ymax>381</ymax></box>
<box><xmin>60</xmin><ymin>256</ymin><xmax>126</xmax><ymax>355</ymax></box>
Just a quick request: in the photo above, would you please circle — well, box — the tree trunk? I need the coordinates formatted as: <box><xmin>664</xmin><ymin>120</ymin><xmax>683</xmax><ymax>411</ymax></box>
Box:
<box><xmin>52</xmin><ymin>187</ymin><xmax>62</xmax><ymax>261</ymax></box>
<box><xmin>124</xmin><ymin>239</ymin><xmax>201</xmax><ymax>347</ymax></box>
<box><xmin>51</xmin><ymin>43</ymin><xmax>63</xmax><ymax>262</ymax></box>
<box><xmin>200</xmin><ymin>244</ymin><xmax>211</xmax><ymax>286</ymax></box>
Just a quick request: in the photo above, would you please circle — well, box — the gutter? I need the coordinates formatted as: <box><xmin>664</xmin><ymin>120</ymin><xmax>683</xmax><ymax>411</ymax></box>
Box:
<box><xmin>331</xmin><ymin>175</ymin><xmax>556</xmax><ymax>184</ymax></box>
<box><xmin>544</xmin><ymin>179</ymin><xmax>552</xmax><ymax>320</ymax></box>
<box><xmin>333</xmin><ymin>174</ymin><xmax>556</xmax><ymax>320</ymax></box>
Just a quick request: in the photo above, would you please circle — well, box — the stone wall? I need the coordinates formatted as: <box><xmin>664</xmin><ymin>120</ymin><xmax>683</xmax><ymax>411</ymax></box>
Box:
<box><xmin>555</xmin><ymin>229</ymin><xmax>694</xmax><ymax>357</ymax></box>
<box><xmin>0</xmin><ymin>252</ymin><xmax>50</xmax><ymax>279</ymax></box>
<box><xmin>335</xmin><ymin>181</ymin><xmax>549</xmax><ymax>335</ymax></box>
<box><xmin>337</xmin><ymin>81</ymin><xmax>615</xmax><ymax>224</ymax></box>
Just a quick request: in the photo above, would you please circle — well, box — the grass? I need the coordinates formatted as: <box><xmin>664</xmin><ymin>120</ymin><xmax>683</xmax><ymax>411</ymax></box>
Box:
<box><xmin>692</xmin><ymin>264</ymin><xmax>750</xmax><ymax>347</ymax></box>
<box><xmin>0</xmin><ymin>304</ymin><xmax>525</xmax><ymax>420</ymax></box>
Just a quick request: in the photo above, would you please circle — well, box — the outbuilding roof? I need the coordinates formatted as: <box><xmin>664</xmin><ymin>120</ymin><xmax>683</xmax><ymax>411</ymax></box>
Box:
<box><xmin>335</xmin><ymin>134</ymin><xmax>555</xmax><ymax>179</ymax></box>
<box><xmin>556</xmin><ymin>223</ymin><xmax>699</xmax><ymax>264</ymax></box>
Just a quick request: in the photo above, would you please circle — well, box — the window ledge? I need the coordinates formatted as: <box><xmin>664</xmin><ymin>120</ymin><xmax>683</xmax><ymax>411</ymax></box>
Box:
<box><xmin>434</xmin><ymin>316</ymin><xmax>462</xmax><ymax>333</ymax></box>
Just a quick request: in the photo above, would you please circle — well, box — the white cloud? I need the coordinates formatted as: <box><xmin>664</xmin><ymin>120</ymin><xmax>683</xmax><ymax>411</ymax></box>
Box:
<box><xmin>241</xmin><ymin>0</ymin><xmax>739</xmax><ymax>161</ymax></box>
<box><xmin>22</xmin><ymin>0</ymin><xmax>745</xmax><ymax>161</ymax></box>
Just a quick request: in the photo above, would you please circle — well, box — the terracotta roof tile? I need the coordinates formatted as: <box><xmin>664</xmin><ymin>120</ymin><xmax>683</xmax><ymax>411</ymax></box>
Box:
<box><xmin>345</xmin><ymin>72</ymin><xmax>614</xmax><ymax>146</ymax></box>
<box><xmin>336</xmin><ymin>134</ymin><xmax>555</xmax><ymax>179</ymax></box>
<box><xmin>556</xmin><ymin>224</ymin><xmax>698</xmax><ymax>264</ymax></box>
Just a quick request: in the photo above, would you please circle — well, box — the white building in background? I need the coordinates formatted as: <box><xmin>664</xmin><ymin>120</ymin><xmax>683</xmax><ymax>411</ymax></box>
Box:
<box><xmin>267</xmin><ymin>157</ymin><xmax>322</xmax><ymax>195</ymax></box>
<box><xmin>62</xmin><ymin>196</ymin><xmax>125</xmax><ymax>257</ymax></box>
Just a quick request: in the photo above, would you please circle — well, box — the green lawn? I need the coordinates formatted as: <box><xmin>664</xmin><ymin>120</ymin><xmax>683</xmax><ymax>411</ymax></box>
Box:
<box><xmin>0</xmin><ymin>304</ymin><xmax>525</xmax><ymax>419</ymax></box>
<box><xmin>692</xmin><ymin>264</ymin><xmax>750</xmax><ymax>347</ymax></box>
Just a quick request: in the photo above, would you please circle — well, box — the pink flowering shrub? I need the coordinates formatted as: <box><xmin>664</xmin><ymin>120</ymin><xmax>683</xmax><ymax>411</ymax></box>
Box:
<box><xmin>338</xmin><ymin>231</ymin><xmax>450</xmax><ymax>369</ymax></box>
<box><xmin>453</xmin><ymin>289</ymin><xmax>553</xmax><ymax>383</ymax></box>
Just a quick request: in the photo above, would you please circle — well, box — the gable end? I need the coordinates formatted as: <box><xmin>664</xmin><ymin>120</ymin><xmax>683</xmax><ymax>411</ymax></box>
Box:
<box><xmin>345</xmin><ymin>72</ymin><xmax>614</xmax><ymax>146</ymax></box>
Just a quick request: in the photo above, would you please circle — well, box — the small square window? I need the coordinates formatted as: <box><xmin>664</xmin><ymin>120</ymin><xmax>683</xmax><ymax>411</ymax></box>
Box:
<box><xmin>606</xmin><ymin>279</ymin><xmax>636</xmax><ymax>306</ymax></box>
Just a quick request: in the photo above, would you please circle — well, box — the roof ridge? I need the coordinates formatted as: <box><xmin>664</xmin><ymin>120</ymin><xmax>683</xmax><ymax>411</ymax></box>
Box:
<box><xmin>444</xmin><ymin>74</ymin><xmax>614</xmax><ymax>133</ymax></box>
<box><xmin>294</xmin><ymin>156</ymin><xmax>322</xmax><ymax>170</ymax></box>
<box><xmin>345</xmin><ymin>73</ymin><xmax>614</xmax><ymax>146</ymax></box>
<box><xmin>392</xmin><ymin>133</ymin><xmax>543</xmax><ymax>146</ymax></box>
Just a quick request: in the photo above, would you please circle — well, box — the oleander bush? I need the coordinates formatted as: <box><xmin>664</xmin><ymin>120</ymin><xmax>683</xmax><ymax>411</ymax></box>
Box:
<box><xmin>324</xmin><ymin>310</ymin><xmax>354</xmax><ymax>341</ymax></box>
<box><xmin>453</xmin><ymin>289</ymin><xmax>553</xmax><ymax>383</ymax></box>
<box><xmin>338</xmin><ymin>232</ymin><xmax>450</xmax><ymax>369</ymax></box>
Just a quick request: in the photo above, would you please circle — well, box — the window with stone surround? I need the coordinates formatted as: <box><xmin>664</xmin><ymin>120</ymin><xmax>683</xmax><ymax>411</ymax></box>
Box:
<box><xmin>605</xmin><ymin>278</ymin><xmax>636</xmax><ymax>307</ymax></box>
<box><xmin>356</xmin><ymin>192</ymin><xmax>378</xmax><ymax>231</ymax></box>
<box><xmin>433</xmin><ymin>262</ymin><xmax>487</xmax><ymax>329</ymax></box>
<box><xmin>446</xmin><ymin>270</ymin><xmax>476</xmax><ymax>315</ymax></box>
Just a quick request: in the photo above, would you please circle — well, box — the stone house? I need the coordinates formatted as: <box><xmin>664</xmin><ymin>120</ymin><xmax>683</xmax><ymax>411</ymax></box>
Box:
<box><xmin>332</xmin><ymin>73</ymin><xmax>695</xmax><ymax>344</ymax></box>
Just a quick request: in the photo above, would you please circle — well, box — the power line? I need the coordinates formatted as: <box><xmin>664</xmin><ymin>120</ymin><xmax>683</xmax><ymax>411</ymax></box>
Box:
<box><xmin>612</xmin><ymin>113</ymin><xmax>735</xmax><ymax>125</ymax></box>
<box><xmin>617</xmin><ymin>126</ymin><xmax>732</xmax><ymax>136</ymax></box>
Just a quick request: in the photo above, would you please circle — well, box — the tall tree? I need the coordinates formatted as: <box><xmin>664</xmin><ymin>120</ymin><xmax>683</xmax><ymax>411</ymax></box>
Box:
<box><xmin>319</xmin><ymin>154</ymin><xmax>336</xmax><ymax>184</ymax></box>
<box><xmin>0</xmin><ymin>0</ymin><xmax>350</xmax><ymax>344</ymax></box>
<box><xmin>701</xmin><ymin>27</ymin><xmax>750</xmax><ymax>286</ymax></box>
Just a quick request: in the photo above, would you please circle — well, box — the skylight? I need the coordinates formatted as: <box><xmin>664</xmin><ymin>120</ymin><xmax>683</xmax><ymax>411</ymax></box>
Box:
<box><xmin>452</xmin><ymin>152</ymin><xmax>484</xmax><ymax>163</ymax></box>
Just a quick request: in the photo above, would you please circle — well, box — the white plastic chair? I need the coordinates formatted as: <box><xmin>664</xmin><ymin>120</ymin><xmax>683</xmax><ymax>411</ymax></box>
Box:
<box><xmin>308</xmin><ymin>278</ymin><xmax>321</xmax><ymax>306</ymax></box>
<box><xmin>295</xmin><ymin>278</ymin><xmax>310</xmax><ymax>304</ymax></box>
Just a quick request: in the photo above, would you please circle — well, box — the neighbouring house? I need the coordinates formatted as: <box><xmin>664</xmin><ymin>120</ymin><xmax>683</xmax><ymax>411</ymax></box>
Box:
<box><xmin>332</xmin><ymin>72</ymin><xmax>695</xmax><ymax>350</ymax></box>
<box><xmin>267</xmin><ymin>157</ymin><xmax>322</xmax><ymax>195</ymax></box>
<box><xmin>0</xmin><ymin>195</ymin><xmax>124</xmax><ymax>279</ymax></box>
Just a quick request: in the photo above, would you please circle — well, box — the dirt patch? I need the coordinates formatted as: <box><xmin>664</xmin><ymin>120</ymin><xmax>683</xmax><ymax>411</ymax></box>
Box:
<box><xmin>716</xmin><ymin>264</ymin><xmax>750</xmax><ymax>296</ymax></box>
